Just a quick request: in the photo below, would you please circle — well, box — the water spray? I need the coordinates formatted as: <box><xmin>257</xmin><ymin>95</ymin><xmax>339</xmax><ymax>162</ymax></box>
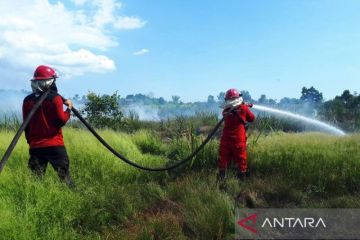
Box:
<box><xmin>252</xmin><ymin>104</ymin><xmax>346</xmax><ymax>136</ymax></box>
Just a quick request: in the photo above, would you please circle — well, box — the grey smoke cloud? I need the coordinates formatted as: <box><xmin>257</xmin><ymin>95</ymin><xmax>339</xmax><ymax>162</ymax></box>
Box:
<box><xmin>0</xmin><ymin>90</ymin><xmax>29</xmax><ymax>119</ymax></box>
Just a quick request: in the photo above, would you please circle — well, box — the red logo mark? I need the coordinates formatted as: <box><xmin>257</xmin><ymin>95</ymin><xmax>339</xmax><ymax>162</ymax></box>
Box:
<box><xmin>237</xmin><ymin>213</ymin><xmax>258</xmax><ymax>234</ymax></box>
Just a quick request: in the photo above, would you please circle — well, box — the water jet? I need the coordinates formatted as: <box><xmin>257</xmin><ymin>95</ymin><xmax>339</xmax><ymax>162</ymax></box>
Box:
<box><xmin>252</xmin><ymin>105</ymin><xmax>346</xmax><ymax>136</ymax></box>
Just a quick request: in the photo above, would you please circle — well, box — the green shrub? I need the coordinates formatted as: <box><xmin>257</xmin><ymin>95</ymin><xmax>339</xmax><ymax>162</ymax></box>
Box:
<box><xmin>132</xmin><ymin>130</ymin><xmax>167</xmax><ymax>155</ymax></box>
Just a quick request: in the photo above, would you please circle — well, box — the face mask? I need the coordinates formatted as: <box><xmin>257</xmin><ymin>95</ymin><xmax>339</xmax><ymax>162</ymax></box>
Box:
<box><xmin>31</xmin><ymin>79</ymin><xmax>54</xmax><ymax>93</ymax></box>
<box><xmin>223</xmin><ymin>97</ymin><xmax>243</xmax><ymax>109</ymax></box>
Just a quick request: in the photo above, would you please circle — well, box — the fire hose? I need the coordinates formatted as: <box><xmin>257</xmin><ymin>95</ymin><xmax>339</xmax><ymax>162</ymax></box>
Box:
<box><xmin>69</xmin><ymin>106</ymin><xmax>224</xmax><ymax>171</ymax></box>
<box><xmin>0</xmin><ymin>90</ymin><xmax>226</xmax><ymax>173</ymax></box>
<box><xmin>0</xmin><ymin>89</ymin><xmax>52</xmax><ymax>173</ymax></box>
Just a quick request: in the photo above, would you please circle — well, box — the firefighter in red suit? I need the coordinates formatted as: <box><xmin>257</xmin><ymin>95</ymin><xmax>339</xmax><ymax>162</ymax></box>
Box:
<box><xmin>22</xmin><ymin>65</ymin><xmax>74</xmax><ymax>186</ymax></box>
<box><xmin>218</xmin><ymin>88</ymin><xmax>255</xmax><ymax>180</ymax></box>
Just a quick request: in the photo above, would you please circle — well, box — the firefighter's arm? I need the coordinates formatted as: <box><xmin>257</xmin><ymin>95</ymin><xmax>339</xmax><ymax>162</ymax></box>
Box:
<box><xmin>53</xmin><ymin>96</ymin><xmax>70</xmax><ymax>126</ymax></box>
<box><xmin>22</xmin><ymin>101</ymin><xmax>30</xmax><ymax>143</ymax></box>
<box><xmin>244</xmin><ymin>105</ymin><xmax>255</xmax><ymax>122</ymax></box>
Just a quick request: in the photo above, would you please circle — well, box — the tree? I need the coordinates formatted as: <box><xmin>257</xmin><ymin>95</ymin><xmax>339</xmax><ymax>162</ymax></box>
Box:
<box><xmin>258</xmin><ymin>94</ymin><xmax>267</xmax><ymax>104</ymax></box>
<box><xmin>257</xmin><ymin>94</ymin><xmax>276</xmax><ymax>105</ymax></box>
<box><xmin>171</xmin><ymin>95</ymin><xmax>181</xmax><ymax>104</ymax></box>
<box><xmin>279</xmin><ymin>97</ymin><xmax>301</xmax><ymax>112</ymax></box>
<box><xmin>82</xmin><ymin>91</ymin><xmax>124</xmax><ymax>129</ymax></box>
<box><xmin>217</xmin><ymin>92</ymin><xmax>225</xmax><ymax>102</ymax></box>
<box><xmin>319</xmin><ymin>90</ymin><xmax>360</xmax><ymax>131</ymax></box>
<box><xmin>300</xmin><ymin>86</ymin><xmax>323</xmax><ymax>104</ymax></box>
<box><xmin>268</xmin><ymin>99</ymin><xmax>277</xmax><ymax>105</ymax></box>
<box><xmin>207</xmin><ymin>95</ymin><xmax>215</xmax><ymax>103</ymax></box>
<box><xmin>126</xmin><ymin>94</ymin><xmax>134</xmax><ymax>100</ymax></box>
<box><xmin>279</xmin><ymin>97</ymin><xmax>300</xmax><ymax>105</ymax></box>
<box><xmin>73</xmin><ymin>94</ymin><xmax>80</xmax><ymax>102</ymax></box>
<box><xmin>337</xmin><ymin>90</ymin><xmax>352</xmax><ymax>105</ymax></box>
<box><xmin>134</xmin><ymin>93</ymin><xmax>147</xmax><ymax>102</ymax></box>
<box><xmin>240</xmin><ymin>90</ymin><xmax>252</xmax><ymax>102</ymax></box>
<box><xmin>158</xmin><ymin>97</ymin><xmax>166</xmax><ymax>105</ymax></box>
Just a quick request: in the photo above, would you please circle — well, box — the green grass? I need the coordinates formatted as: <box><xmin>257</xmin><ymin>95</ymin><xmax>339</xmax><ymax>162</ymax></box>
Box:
<box><xmin>249</xmin><ymin>132</ymin><xmax>360</xmax><ymax>194</ymax></box>
<box><xmin>0</xmin><ymin>115</ymin><xmax>21</xmax><ymax>132</ymax></box>
<box><xmin>0</xmin><ymin>129</ymin><xmax>360</xmax><ymax>239</ymax></box>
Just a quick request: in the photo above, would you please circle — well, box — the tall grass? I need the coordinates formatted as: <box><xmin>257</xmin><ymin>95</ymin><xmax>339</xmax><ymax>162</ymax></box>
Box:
<box><xmin>0</xmin><ymin>128</ymin><xmax>359</xmax><ymax>239</ymax></box>
<box><xmin>0</xmin><ymin>115</ymin><xmax>21</xmax><ymax>132</ymax></box>
<box><xmin>249</xmin><ymin>132</ymin><xmax>360</xmax><ymax>195</ymax></box>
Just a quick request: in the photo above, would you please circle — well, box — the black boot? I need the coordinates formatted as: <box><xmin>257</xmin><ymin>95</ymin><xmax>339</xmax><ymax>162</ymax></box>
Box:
<box><xmin>218</xmin><ymin>169</ymin><xmax>226</xmax><ymax>181</ymax></box>
<box><xmin>58</xmin><ymin>168</ymin><xmax>76</xmax><ymax>189</ymax></box>
<box><xmin>217</xmin><ymin>170</ymin><xmax>227</xmax><ymax>191</ymax></box>
<box><xmin>237</xmin><ymin>171</ymin><xmax>246</xmax><ymax>181</ymax></box>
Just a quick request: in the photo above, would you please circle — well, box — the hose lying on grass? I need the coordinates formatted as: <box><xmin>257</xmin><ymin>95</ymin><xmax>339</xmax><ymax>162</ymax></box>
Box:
<box><xmin>0</xmin><ymin>92</ymin><xmax>225</xmax><ymax>173</ymax></box>
<box><xmin>69</xmin><ymin>106</ymin><xmax>224</xmax><ymax>171</ymax></box>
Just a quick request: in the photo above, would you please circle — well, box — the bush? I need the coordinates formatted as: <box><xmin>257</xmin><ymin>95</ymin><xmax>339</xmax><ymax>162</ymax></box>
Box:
<box><xmin>82</xmin><ymin>92</ymin><xmax>125</xmax><ymax>130</ymax></box>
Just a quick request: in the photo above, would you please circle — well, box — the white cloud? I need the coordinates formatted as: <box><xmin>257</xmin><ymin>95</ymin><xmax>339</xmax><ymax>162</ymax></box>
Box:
<box><xmin>71</xmin><ymin>0</ymin><xmax>88</xmax><ymax>6</ymax></box>
<box><xmin>133</xmin><ymin>49</ymin><xmax>150</xmax><ymax>56</ymax></box>
<box><xmin>114</xmin><ymin>16</ymin><xmax>147</xmax><ymax>30</ymax></box>
<box><xmin>92</xmin><ymin>0</ymin><xmax>123</xmax><ymax>28</ymax></box>
<box><xmin>0</xmin><ymin>0</ymin><xmax>146</xmax><ymax>79</ymax></box>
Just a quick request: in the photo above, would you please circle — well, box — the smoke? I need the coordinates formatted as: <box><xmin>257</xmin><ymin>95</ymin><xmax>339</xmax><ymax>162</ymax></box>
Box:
<box><xmin>0</xmin><ymin>90</ymin><xmax>29</xmax><ymax>120</ymax></box>
<box><xmin>122</xmin><ymin>102</ymin><xmax>221</xmax><ymax>121</ymax></box>
<box><xmin>123</xmin><ymin>104</ymin><xmax>161</xmax><ymax>121</ymax></box>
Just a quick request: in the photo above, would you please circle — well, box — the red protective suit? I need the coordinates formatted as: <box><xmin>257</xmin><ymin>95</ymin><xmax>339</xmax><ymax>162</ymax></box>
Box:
<box><xmin>23</xmin><ymin>91</ymin><xmax>70</xmax><ymax>148</ymax></box>
<box><xmin>218</xmin><ymin>104</ymin><xmax>255</xmax><ymax>173</ymax></box>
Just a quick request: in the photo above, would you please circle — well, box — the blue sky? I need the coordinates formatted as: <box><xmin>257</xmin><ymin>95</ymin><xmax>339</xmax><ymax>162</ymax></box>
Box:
<box><xmin>1</xmin><ymin>0</ymin><xmax>359</xmax><ymax>102</ymax></box>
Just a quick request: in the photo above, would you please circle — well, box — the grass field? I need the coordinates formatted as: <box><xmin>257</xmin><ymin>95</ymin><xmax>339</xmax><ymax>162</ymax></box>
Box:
<box><xmin>0</xmin><ymin>128</ymin><xmax>360</xmax><ymax>239</ymax></box>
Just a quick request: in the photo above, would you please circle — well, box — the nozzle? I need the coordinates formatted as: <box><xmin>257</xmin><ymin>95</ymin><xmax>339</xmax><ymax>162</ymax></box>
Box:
<box><xmin>246</xmin><ymin>103</ymin><xmax>253</xmax><ymax>108</ymax></box>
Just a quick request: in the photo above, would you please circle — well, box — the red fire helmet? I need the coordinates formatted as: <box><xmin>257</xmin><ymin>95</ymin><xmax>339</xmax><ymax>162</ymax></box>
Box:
<box><xmin>32</xmin><ymin>65</ymin><xmax>58</xmax><ymax>80</ymax></box>
<box><xmin>225</xmin><ymin>88</ymin><xmax>241</xmax><ymax>100</ymax></box>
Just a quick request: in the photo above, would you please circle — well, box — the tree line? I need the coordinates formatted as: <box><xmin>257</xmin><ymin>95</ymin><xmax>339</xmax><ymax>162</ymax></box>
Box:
<box><xmin>76</xmin><ymin>86</ymin><xmax>359</xmax><ymax>131</ymax></box>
